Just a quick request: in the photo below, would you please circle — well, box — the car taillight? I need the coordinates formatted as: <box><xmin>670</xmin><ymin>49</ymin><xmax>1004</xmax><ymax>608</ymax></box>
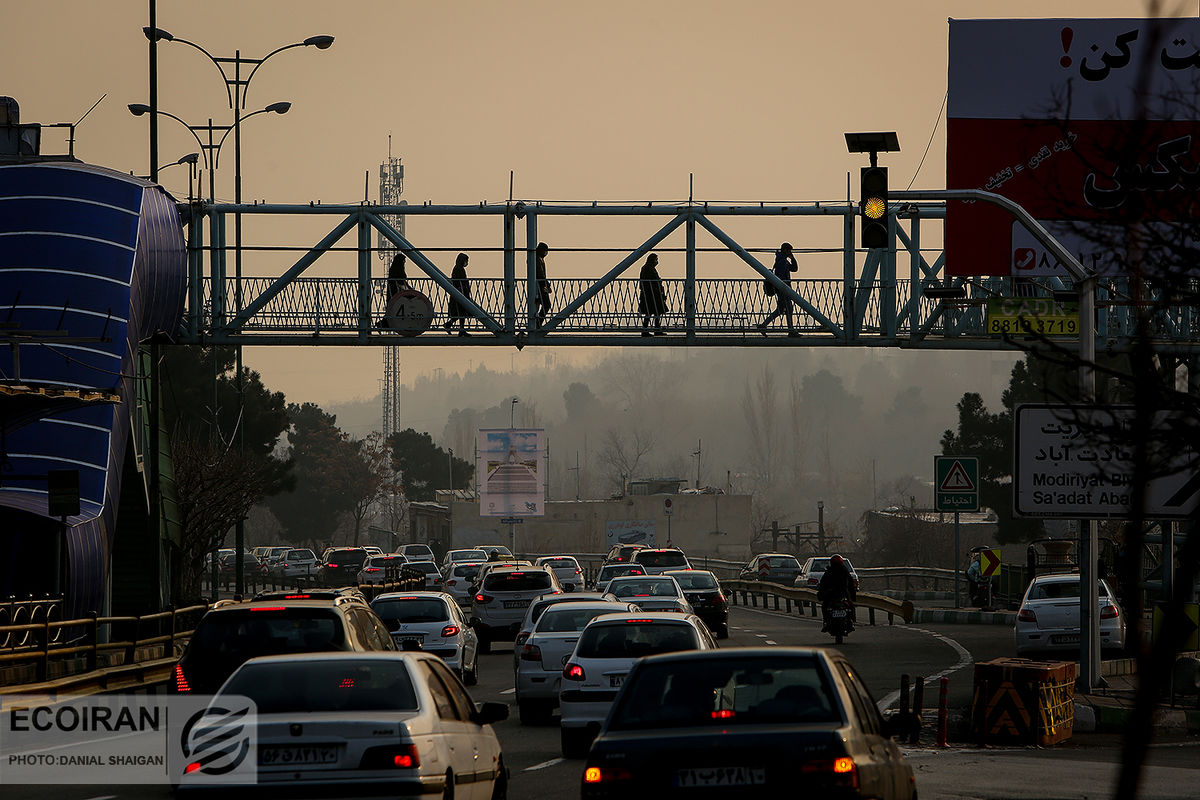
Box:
<box><xmin>521</xmin><ymin>644</ymin><xmax>542</xmax><ymax>661</ymax></box>
<box><xmin>362</xmin><ymin>743</ymin><xmax>421</xmax><ymax>769</ymax></box>
<box><xmin>563</xmin><ymin>663</ymin><xmax>585</xmax><ymax>680</ymax></box>
<box><xmin>441</xmin><ymin>624</ymin><xmax>461</xmax><ymax>637</ymax></box>
<box><xmin>1018</xmin><ymin>609</ymin><xmax>1037</xmax><ymax>622</ymax></box>
<box><xmin>711</xmin><ymin>709</ymin><xmax>735</xmax><ymax>719</ymax></box>
<box><xmin>584</xmin><ymin>766</ymin><xmax>632</xmax><ymax>783</ymax></box>
<box><xmin>447</xmin><ymin>580</ymin><xmax>457</xmax><ymax>586</ymax></box>
<box><xmin>365</xmin><ymin>568</ymin><xmax>381</xmax><ymax>573</ymax></box>
<box><xmin>801</xmin><ymin>757</ymin><xmax>858</xmax><ymax>788</ymax></box>
<box><xmin>715</xmin><ymin>592</ymin><xmax>727</xmax><ymax>606</ymax></box>
<box><xmin>173</xmin><ymin>663</ymin><xmax>191</xmax><ymax>693</ymax></box>
<box><xmin>808</xmin><ymin>578</ymin><xmax>819</xmax><ymax>586</ymax></box>
<box><xmin>281</xmin><ymin>563</ymin><xmax>290</xmax><ymax>568</ymax></box>
<box><xmin>476</xmin><ymin>594</ymin><xmax>493</xmax><ymax>604</ymax></box>
<box><xmin>1101</xmin><ymin>605</ymin><xmax>1120</xmax><ymax>619</ymax></box>
<box><xmin>327</xmin><ymin>563</ymin><xmax>339</xmax><ymax>568</ymax></box>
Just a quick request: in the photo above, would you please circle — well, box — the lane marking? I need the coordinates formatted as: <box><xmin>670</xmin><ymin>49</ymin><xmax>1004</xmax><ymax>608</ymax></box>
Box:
<box><xmin>755</xmin><ymin>633</ymin><xmax>768</xmax><ymax>638</ymax></box>
<box><xmin>82</xmin><ymin>796</ymin><xmax>119</xmax><ymax>800</ymax></box>
<box><xmin>500</xmin><ymin>688</ymin><xmax>516</xmax><ymax>694</ymax></box>
<box><xmin>524</xmin><ymin>757</ymin><xmax>565</xmax><ymax>772</ymax></box>
<box><xmin>876</xmin><ymin>626</ymin><xmax>974</xmax><ymax>712</ymax></box>
<box><xmin>764</xmin><ymin>640</ymin><xmax>777</xmax><ymax>645</ymax></box>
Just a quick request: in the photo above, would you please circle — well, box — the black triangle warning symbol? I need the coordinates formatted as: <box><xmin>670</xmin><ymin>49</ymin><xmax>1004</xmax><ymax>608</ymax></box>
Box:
<box><xmin>940</xmin><ymin>460</ymin><xmax>976</xmax><ymax>492</ymax></box>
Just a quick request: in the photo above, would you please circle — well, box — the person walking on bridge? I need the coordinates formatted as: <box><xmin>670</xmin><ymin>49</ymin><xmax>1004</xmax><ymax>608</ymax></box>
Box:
<box><xmin>535</xmin><ymin>241</ymin><xmax>551</xmax><ymax>327</ymax></box>
<box><xmin>443</xmin><ymin>252</ymin><xmax>472</xmax><ymax>336</ymax></box>
<box><xmin>757</xmin><ymin>242</ymin><xmax>799</xmax><ymax>337</ymax></box>
<box><xmin>638</xmin><ymin>253</ymin><xmax>668</xmax><ymax>336</ymax></box>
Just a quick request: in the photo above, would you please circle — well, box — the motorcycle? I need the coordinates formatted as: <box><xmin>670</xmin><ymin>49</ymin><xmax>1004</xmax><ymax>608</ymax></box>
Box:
<box><xmin>826</xmin><ymin>597</ymin><xmax>854</xmax><ymax>645</ymax></box>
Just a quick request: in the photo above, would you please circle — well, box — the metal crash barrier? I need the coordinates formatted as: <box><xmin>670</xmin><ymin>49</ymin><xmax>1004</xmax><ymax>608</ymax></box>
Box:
<box><xmin>721</xmin><ymin>579</ymin><xmax>914</xmax><ymax>625</ymax></box>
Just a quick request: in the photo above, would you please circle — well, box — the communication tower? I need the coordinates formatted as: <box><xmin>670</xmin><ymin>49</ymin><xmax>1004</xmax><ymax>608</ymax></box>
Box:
<box><xmin>379</xmin><ymin>138</ymin><xmax>406</xmax><ymax>439</ymax></box>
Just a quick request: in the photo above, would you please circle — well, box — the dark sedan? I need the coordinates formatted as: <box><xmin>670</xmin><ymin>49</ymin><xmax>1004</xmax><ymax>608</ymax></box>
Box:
<box><xmin>318</xmin><ymin>546</ymin><xmax>369</xmax><ymax>586</ymax></box>
<box><xmin>664</xmin><ymin>569</ymin><xmax>728</xmax><ymax>638</ymax></box>
<box><xmin>581</xmin><ymin>648</ymin><xmax>915</xmax><ymax>799</ymax></box>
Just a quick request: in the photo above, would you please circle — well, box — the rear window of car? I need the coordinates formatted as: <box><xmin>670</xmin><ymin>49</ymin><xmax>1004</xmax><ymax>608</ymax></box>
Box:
<box><xmin>191</xmin><ymin>608</ymin><xmax>345</xmax><ymax>657</ymax></box>
<box><xmin>541</xmin><ymin>557</ymin><xmax>578</xmax><ymax>568</ymax></box>
<box><xmin>221</xmin><ymin>659</ymin><xmax>418</xmax><ymax>713</ymax></box>
<box><xmin>671</xmin><ymin>572</ymin><xmax>718</xmax><ymax>590</ymax></box>
<box><xmin>484</xmin><ymin>571</ymin><xmax>553</xmax><ymax>592</ymax></box>
<box><xmin>607</xmin><ymin>656</ymin><xmax>839</xmax><ymax>730</ymax></box>
<box><xmin>637</xmin><ymin>551</ymin><xmax>688</xmax><ymax>568</ymax></box>
<box><xmin>763</xmin><ymin>556</ymin><xmax>802</xmax><ymax>569</ymax></box>
<box><xmin>371</xmin><ymin>598</ymin><xmax>450</xmax><ymax>624</ymax></box>
<box><xmin>328</xmin><ymin>549</ymin><xmax>368</xmax><ymax>566</ymax></box>
<box><xmin>409</xmin><ymin>562</ymin><xmax>440</xmax><ymax>574</ymax></box>
<box><xmin>452</xmin><ymin>564</ymin><xmax>481</xmax><ymax>579</ymax></box>
<box><xmin>536</xmin><ymin>606</ymin><xmax>619</xmax><ymax>633</ymax></box>
<box><xmin>285</xmin><ymin>550</ymin><xmax>313</xmax><ymax>560</ymax></box>
<box><xmin>368</xmin><ymin>556</ymin><xmax>405</xmax><ymax>568</ymax></box>
<box><xmin>577</xmin><ymin>622</ymin><xmax>699</xmax><ymax>658</ymax></box>
<box><xmin>600</xmin><ymin>565</ymin><xmax>645</xmax><ymax>580</ymax></box>
<box><xmin>609</xmin><ymin>579</ymin><xmax>678</xmax><ymax>598</ymax></box>
<box><xmin>1029</xmin><ymin>580</ymin><xmax>1103</xmax><ymax>600</ymax></box>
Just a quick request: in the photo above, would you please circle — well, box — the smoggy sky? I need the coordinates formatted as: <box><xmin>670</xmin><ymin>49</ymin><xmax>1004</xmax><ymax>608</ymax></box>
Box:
<box><xmin>6</xmin><ymin>1</ymin><xmax>1151</xmax><ymax>407</ymax></box>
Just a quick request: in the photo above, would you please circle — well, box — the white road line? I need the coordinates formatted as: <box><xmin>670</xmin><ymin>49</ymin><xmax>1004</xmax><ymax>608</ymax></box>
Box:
<box><xmin>876</xmin><ymin>626</ymin><xmax>974</xmax><ymax>712</ymax></box>
<box><xmin>500</xmin><ymin>688</ymin><xmax>517</xmax><ymax>695</ymax></box>
<box><xmin>755</xmin><ymin>633</ymin><xmax>768</xmax><ymax>638</ymax></box>
<box><xmin>524</xmin><ymin>757</ymin><xmax>565</xmax><ymax>772</ymax></box>
<box><xmin>82</xmin><ymin>796</ymin><xmax>118</xmax><ymax>800</ymax></box>
<box><xmin>764</xmin><ymin>640</ymin><xmax>777</xmax><ymax>645</ymax></box>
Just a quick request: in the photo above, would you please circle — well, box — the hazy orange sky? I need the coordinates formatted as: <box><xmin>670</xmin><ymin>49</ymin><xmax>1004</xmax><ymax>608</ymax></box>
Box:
<box><xmin>7</xmin><ymin>1</ymin><xmax>1155</xmax><ymax>407</ymax></box>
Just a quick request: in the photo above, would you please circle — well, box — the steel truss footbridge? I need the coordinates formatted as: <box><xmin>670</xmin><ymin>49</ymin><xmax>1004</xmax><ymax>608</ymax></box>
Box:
<box><xmin>178</xmin><ymin>194</ymin><xmax>1200</xmax><ymax>352</ymax></box>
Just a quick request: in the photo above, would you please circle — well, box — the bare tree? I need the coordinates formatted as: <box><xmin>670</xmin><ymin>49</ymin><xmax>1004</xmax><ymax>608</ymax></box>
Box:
<box><xmin>741</xmin><ymin>367</ymin><xmax>779</xmax><ymax>487</ymax></box>
<box><xmin>598</xmin><ymin>427</ymin><xmax>656</xmax><ymax>493</ymax></box>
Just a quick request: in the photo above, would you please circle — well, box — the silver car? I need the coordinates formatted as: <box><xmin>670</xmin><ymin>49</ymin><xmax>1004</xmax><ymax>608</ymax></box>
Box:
<box><xmin>1014</xmin><ymin>573</ymin><xmax>1126</xmax><ymax>657</ymax></box>
<box><xmin>602</xmin><ymin>575</ymin><xmax>693</xmax><ymax>614</ymax></box>
<box><xmin>515</xmin><ymin>600</ymin><xmax>637</xmax><ymax>725</ymax></box>
<box><xmin>593</xmin><ymin>563</ymin><xmax>647</xmax><ymax>593</ymax></box>
<box><xmin>471</xmin><ymin>567</ymin><xmax>561</xmax><ymax>652</ymax></box>
<box><xmin>444</xmin><ymin>562</ymin><xmax>484</xmax><ymax>607</ymax></box>
<box><xmin>270</xmin><ymin>548</ymin><xmax>319</xmax><ymax>579</ymax></box>
<box><xmin>371</xmin><ymin>591</ymin><xmax>480</xmax><ymax>684</ymax></box>
<box><xmin>535</xmin><ymin>555</ymin><xmax>586</xmax><ymax>592</ymax></box>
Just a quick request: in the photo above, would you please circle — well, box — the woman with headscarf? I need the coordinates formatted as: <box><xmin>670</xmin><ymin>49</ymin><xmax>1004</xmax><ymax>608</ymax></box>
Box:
<box><xmin>443</xmin><ymin>252</ymin><xmax>472</xmax><ymax>336</ymax></box>
<box><xmin>637</xmin><ymin>252</ymin><xmax>668</xmax><ymax>336</ymax></box>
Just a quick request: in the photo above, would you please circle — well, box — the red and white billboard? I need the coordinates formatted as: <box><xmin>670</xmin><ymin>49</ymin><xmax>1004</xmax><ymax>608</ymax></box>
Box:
<box><xmin>947</xmin><ymin>18</ymin><xmax>1200</xmax><ymax>277</ymax></box>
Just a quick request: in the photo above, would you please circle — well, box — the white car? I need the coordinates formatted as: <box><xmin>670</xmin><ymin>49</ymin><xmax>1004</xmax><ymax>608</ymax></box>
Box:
<box><xmin>470</xmin><ymin>567</ymin><xmax>562</xmax><ymax>652</ymax></box>
<box><xmin>602</xmin><ymin>575</ymin><xmax>693</xmax><ymax>614</ymax></box>
<box><xmin>371</xmin><ymin>591</ymin><xmax>480</xmax><ymax>684</ymax></box>
<box><xmin>515</xmin><ymin>600</ymin><xmax>637</xmax><ymax>725</ymax></box>
<box><xmin>535</xmin><ymin>555</ymin><xmax>586</xmax><ymax>592</ymax></box>
<box><xmin>796</xmin><ymin>555</ymin><xmax>860</xmax><ymax>591</ymax></box>
<box><xmin>442</xmin><ymin>548</ymin><xmax>489</xmax><ymax>573</ymax></box>
<box><xmin>512</xmin><ymin>591</ymin><xmax>612</xmax><ymax>675</ymax></box>
<box><xmin>1014</xmin><ymin>573</ymin><xmax>1126</xmax><ymax>657</ymax></box>
<box><xmin>629</xmin><ymin>548</ymin><xmax>692</xmax><ymax>575</ymax></box>
<box><xmin>190</xmin><ymin>652</ymin><xmax>506</xmax><ymax>796</ymax></box>
<box><xmin>400</xmin><ymin>543</ymin><xmax>436</xmax><ymax>562</ymax></box>
<box><xmin>356</xmin><ymin>554</ymin><xmax>408</xmax><ymax>585</ymax></box>
<box><xmin>559</xmin><ymin>611</ymin><xmax>717</xmax><ymax>757</ymax></box>
<box><xmin>405</xmin><ymin>560</ymin><xmax>445</xmax><ymax>590</ymax></box>
<box><xmin>444</xmin><ymin>562</ymin><xmax>484</xmax><ymax>607</ymax></box>
<box><xmin>362</xmin><ymin>545</ymin><xmax>384</xmax><ymax>557</ymax></box>
<box><xmin>269</xmin><ymin>548</ymin><xmax>319</xmax><ymax>579</ymax></box>
<box><xmin>593</xmin><ymin>563</ymin><xmax>647</xmax><ymax>593</ymax></box>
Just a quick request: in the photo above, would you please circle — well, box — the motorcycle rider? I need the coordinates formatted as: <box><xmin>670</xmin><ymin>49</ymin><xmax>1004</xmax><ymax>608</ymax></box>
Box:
<box><xmin>818</xmin><ymin>554</ymin><xmax>856</xmax><ymax>632</ymax></box>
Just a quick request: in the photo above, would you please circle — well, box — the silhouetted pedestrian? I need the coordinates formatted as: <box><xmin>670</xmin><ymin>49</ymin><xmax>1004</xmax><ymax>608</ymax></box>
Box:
<box><xmin>757</xmin><ymin>242</ymin><xmax>798</xmax><ymax>336</ymax></box>
<box><xmin>387</xmin><ymin>252</ymin><xmax>410</xmax><ymax>298</ymax></box>
<box><xmin>443</xmin><ymin>252</ymin><xmax>472</xmax><ymax>336</ymax></box>
<box><xmin>638</xmin><ymin>253</ymin><xmax>668</xmax><ymax>336</ymax></box>
<box><xmin>535</xmin><ymin>242</ymin><xmax>551</xmax><ymax>326</ymax></box>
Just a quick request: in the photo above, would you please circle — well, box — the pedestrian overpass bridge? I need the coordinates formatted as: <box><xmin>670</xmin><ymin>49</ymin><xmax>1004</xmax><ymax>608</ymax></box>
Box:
<box><xmin>180</xmin><ymin>199</ymin><xmax>1200</xmax><ymax>353</ymax></box>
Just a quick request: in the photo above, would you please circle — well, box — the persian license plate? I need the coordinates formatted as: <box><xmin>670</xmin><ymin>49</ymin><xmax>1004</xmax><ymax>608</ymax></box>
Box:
<box><xmin>503</xmin><ymin>599</ymin><xmax>531</xmax><ymax>609</ymax></box>
<box><xmin>675</xmin><ymin>766</ymin><xmax>766</xmax><ymax>788</ymax></box>
<box><xmin>609</xmin><ymin>674</ymin><xmax>626</xmax><ymax>688</ymax></box>
<box><xmin>831</xmin><ymin>609</ymin><xmax>848</xmax><ymax>618</ymax></box>
<box><xmin>1052</xmin><ymin>633</ymin><xmax>1080</xmax><ymax>644</ymax></box>
<box><xmin>392</xmin><ymin>634</ymin><xmax>424</xmax><ymax>646</ymax></box>
<box><xmin>259</xmin><ymin>745</ymin><xmax>338</xmax><ymax>766</ymax></box>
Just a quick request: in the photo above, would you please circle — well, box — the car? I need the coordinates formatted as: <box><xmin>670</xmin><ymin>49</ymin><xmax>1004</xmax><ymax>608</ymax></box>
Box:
<box><xmin>250</xmin><ymin>546</ymin><xmax>274</xmax><ymax>560</ymax></box>
<box><xmin>1014</xmin><ymin>572</ymin><xmax>1126</xmax><ymax>657</ymax></box>
<box><xmin>593</xmin><ymin>563</ymin><xmax>647</xmax><ymax>593</ymax></box>
<box><xmin>370</xmin><ymin>591</ymin><xmax>480</xmax><ymax>684</ymax></box>
<box><xmin>630</xmin><ymin>547</ymin><xmax>691</xmax><ymax>575</ymax></box>
<box><xmin>444</xmin><ymin>562</ymin><xmax>484</xmax><ymax>606</ymax></box>
<box><xmin>512</xmin><ymin>591</ymin><xmax>613</xmax><ymax>674</ymax></box>
<box><xmin>217</xmin><ymin>550</ymin><xmax>260</xmax><ymax>574</ymax></box>
<box><xmin>362</xmin><ymin>545</ymin><xmax>384</xmax><ymax>557</ymax></box>
<box><xmin>474</xmin><ymin>544</ymin><xmax>514</xmax><ymax>559</ymax></box>
<box><xmin>405</xmin><ymin>560</ymin><xmax>445</xmax><ymax>590</ymax></box>
<box><xmin>270</xmin><ymin>547</ymin><xmax>319</xmax><ymax>579</ymax></box>
<box><xmin>357</xmin><ymin>554</ymin><xmax>409</xmax><ymax>585</ymax></box>
<box><xmin>602</xmin><ymin>575</ymin><xmax>693</xmax><ymax>614</ymax></box>
<box><xmin>319</xmin><ymin>546</ymin><xmax>370</xmax><ymax>586</ymax></box>
<box><xmin>559</xmin><ymin>611</ymin><xmax>717</xmax><ymax>757</ymax></box>
<box><xmin>192</xmin><ymin>652</ymin><xmax>507</xmax><ymax>797</ymax></box>
<box><xmin>471</xmin><ymin>560</ymin><xmax>535</xmax><ymax>593</ymax></box>
<box><xmin>797</xmin><ymin>555</ymin><xmax>861</xmax><ymax>591</ymax></box>
<box><xmin>515</xmin><ymin>600</ymin><xmax>639</xmax><ymax>725</ymax></box>
<box><xmin>664</xmin><ymin>568</ymin><xmax>729</xmax><ymax>638</ymax></box>
<box><xmin>603</xmin><ymin>543</ymin><xmax>647</xmax><ymax>565</ymax></box>
<box><xmin>535</xmin><ymin>555</ymin><xmax>585</xmax><ymax>592</ymax></box>
<box><xmin>399</xmin><ymin>543</ymin><xmax>436</xmax><ymax>562</ymax></box>
<box><xmin>741</xmin><ymin>553</ymin><xmax>805</xmax><ymax>583</ymax></box>
<box><xmin>471</xmin><ymin>566</ymin><xmax>561</xmax><ymax>652</ymax></box>
<box><xmin>580</xmin><ymin>648</ymin><xmax>916</xmax><ymax>798</ymax></box>
<box><xmin>170</xmin><ymin>592</ymin><xmax>395</xmax><ymax>694</ymax></box>
<box><xmin>442</xmin><ymin>548</ymin><xmax>489</xmax><ymax>573</ymax></box>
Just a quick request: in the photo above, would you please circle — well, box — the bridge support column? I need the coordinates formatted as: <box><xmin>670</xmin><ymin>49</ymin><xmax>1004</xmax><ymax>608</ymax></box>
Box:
<box><xmin>685</xmin><ymin>210</ymin><xmax>696</xmax><ymax>342</ymax></box>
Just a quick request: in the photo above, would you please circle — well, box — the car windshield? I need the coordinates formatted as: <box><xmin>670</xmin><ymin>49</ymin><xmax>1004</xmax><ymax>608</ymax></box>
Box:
<box><xmin>761</xmin><ymin>556</ymin><xmax>802</xmax><ymax>569</ymax></box>
<box><xmin>637</xmin><ymin>551</ymin><xmax>688</xmax><ymax>568</ymax></box>
<box><xmin>576</xmin><ymin>622</ymin><xmax>698</xmax><ymax>658</ymax></box>
<box><xmin>808</xmin><ymin>559</ymin><xmax>830</xmax><ymax>572</ymax></box>
<box><xmin>221</xmin><ymin>659</ymin><xmax>418</xmax><ymax>714</ymax></box>
<box><xmin>409</xmin><ymin>562</ymin><xmax>440</xmax><ymax>574</ymax></box>
<box><xmin>541</xmin><ymin>558</ymin><xmax>578</xmax><ymax>568</ymax></box>
<box><xmin>484</xmin><ymin>571</ymin><xmax>553</xmax><ymax>592</ymax></box>
<box><xmin>610</xmin><ymin>579</ymin><xmax>678</xmax><ymax>598</ymax></box>
<box><xmin>536</xmin><ymin>606</ymin><xmax>618</xmax><ymax>633</ymax></box>
<box><xmin>607</xmin><ymin>655</ymin><xmax>840</xmax><ymax>730</ymax></box>
<box><xmin>671</xmin><ymin>572</ymin><xmax>718</xmax><ymax>590</ymax></box>
<box><xmin>452</xmin><ymin>551</ymin><xmax>486</xmax><ymax>562</ymax></box>
<box><xmin>371</xmin><ymin>598</ymin><xmax>449</xmax><ymax>624</ymax></box>
<box><xmin>191</xmin><ymin>609</ymin><xmax>345</xmax><ymax>659</ymax></box>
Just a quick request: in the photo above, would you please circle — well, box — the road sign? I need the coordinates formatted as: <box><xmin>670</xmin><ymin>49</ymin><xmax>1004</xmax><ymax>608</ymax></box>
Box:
<box><xmin>499</xmin><ymin>517</ymin><xmax>524</xmax><ymax>525</ymax></box>
<box><xmin>935</xmin><ymin>456</ymin><xmax>979</xmax><ymax>512</ymax></box>
<box><xmin>985</xmin><ymin>298</ymin><xmax>1079</xmax><ymax>337</ymax></box>
<box><xmin>980</xmin><ymin>548</ymin><xmax>1001</xmax><ymax>578</ymax></box>
<box><xmin>664</xmin><ymin>498</ymin><xmax>674</xmax><ymax>516</ymax></box>
<box><xmin>1015</xmin><ymin>404</ymin><xmax>1200</xmax><ymax>518</ymax></box>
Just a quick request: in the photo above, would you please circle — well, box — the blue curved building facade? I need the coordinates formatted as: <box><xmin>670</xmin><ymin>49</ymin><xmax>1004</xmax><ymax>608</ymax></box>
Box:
<box><xmin>0</xmin><ymin>162</ymin><xmax>186</xmax><ymax>616</ymax></box>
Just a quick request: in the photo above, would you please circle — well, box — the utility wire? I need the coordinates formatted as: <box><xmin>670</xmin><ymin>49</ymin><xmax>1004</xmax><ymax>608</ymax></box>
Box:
<box><xmin>907</xmin><ymin>91</ymin><xmax>948</xmax><ymax>191</ymax></box>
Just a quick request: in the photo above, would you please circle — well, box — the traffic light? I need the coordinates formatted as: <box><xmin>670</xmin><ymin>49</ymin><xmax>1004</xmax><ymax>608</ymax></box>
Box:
<box><xmin>860</xmin><ymin>166</ymin><xmax>889</xmax><ymax>249</ymax></box>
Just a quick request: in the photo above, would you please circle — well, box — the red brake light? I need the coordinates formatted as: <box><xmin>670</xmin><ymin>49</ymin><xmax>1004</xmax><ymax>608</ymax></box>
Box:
<box><xmin>584</xmin><ymin>766</ymin><xmax>631</xmax><ymax>783</ymax></box>
<box><xmin>1101</xmin><ymin>605</ymin><xmax>1119</xmax><ymax>619</ymax></box>
<box><xmin>715</xmin><ymin>592</ymin><xmax>727</xmax><ymax>605</ymax></box>
<box><xmin>711</xmin><ymin>709</ymin><xmax>735</xmax><ymax>719</ymax></box>
<box><xmin>564</xmin><ymin>663</ymin><xmax>585</xmax><ymax>680</ymax></box>
<box><xmin>251</xmin><ymin>606</ymin><xmax>287</xmax><ymax>611</ymax></box>
<box><xmin>392</xmin><ymin>744</ymin><xmax>420</xmax><ymax>768</ymax></box>
<box><xmin>801</xmin><ymin>757</ymin><xmax>859</xmax><ymax>788</ymax></box>
<box><xmin>365</xmin><ymin>568</ymin><xmax>381</xmax><ymax>573</ymax></box>
<box><xmin>624</xmin><ymin>619</ymin><xmax>654</xmax><ymax>623</ymax></box>
<box><xmin>575</xmin><ymin>569</ymin><xmax>582</xmax><ymax>575</ymax></box>
<box><xmin>520</xmin><ymin>644</ymin><xmax>542</xmax><ymax>661</ymax></box>
<box><xmin>282</xmin><ymin>594</ymin><xmax>310</xmax><ymax>599</ymax></box>
<box><xmin>1018</xmin><ymin>609</ymin><xmax>1037</xmax><ymax>622</ymax></box>
<box><xmin>447</xmin><ymin>580</ymin><xmax>457</xmax><ymax>586</ymax></box>
<box><xmin>441</xmin><ymin>624</ymin><xmax>461</xmax><ymax>637</ymax></box>
<box><xmin>475</xmin><ymin>594</ymin><xmax>493</xmax><ymax>604</ymax></box>
<box><xmin>173</xmin><ymin>663</ymin><xmax>191</xmax><ymax>693</ymax></box>
<box><xmin>327</xmin><ymin>563</ymin><xmax>339</xmax><ymax>568</ymax></box>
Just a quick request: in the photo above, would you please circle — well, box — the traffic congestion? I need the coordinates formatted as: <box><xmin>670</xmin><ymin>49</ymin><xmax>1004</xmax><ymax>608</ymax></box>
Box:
<box><xmin>171</xmin><ymin>542</ymin><xmax>920</xmax><ymax>798</ymax></box>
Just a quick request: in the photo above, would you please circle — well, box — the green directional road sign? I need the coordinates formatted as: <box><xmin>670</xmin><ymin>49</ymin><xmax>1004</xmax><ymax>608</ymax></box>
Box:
<box><xmin>935</xmin><ymin>456</ymin><xmax>979</xmax><ymax>512</ymax></box>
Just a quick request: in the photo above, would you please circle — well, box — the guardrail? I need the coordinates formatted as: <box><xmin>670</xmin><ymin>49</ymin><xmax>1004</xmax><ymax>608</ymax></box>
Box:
<box><xmin>721</xmin><ymin>579</ymin><xmax>915</xmax><ymax>625</ymax></box>
<box><xmin>856</xmin><ymin>566</ymin><xmax>961</xmax><ymax>593</ymax></box>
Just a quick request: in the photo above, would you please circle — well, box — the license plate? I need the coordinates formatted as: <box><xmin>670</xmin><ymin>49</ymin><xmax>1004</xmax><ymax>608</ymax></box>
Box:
<box><xmin>609</xmin><ymin>674</ymin><xmax>626</xmax><ymax>688</ymax></box>
<box><xmin>504</xmin><ymin>599</ymin><xmax>531</xmax><ymax>609</ymax></box>
<box><xmin>1052</xmin><ymin>634</ymin><xmax>1080</xmax><ymax>644</ymax></box>
<box><xmin>259</xmin><ymin>746</ymin><xmax>338</xmax><ymax>766</ymax></box>
<box><xmin>675</xmin><ymin>767</ymin><xmax>766</xmax><ymax>788</ymax></box>
<box><xmin>831</xmin><ymin>609</ymin><xmax>848</xmax><ymax>618</ymax></box>
<box><xmin>392</xmin><ymin>634</ymin><xmax>424</xmax><ymax>646</ymax></box>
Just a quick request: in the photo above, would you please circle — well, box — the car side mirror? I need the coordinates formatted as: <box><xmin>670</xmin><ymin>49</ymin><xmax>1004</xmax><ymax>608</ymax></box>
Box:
<box><xmin>473</xmin><ymin>701</ymin><xmax>509</xmax><ymax>726</ymax></box>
